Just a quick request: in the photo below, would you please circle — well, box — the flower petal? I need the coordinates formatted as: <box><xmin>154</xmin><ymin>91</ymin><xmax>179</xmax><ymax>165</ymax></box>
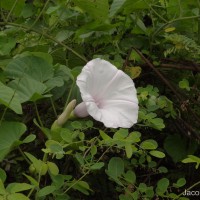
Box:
<box><xmin>76</xmin><ymin>58</ymin><xmax>118</xmax><ymax>102</ymax></box>
<box><xmin>76</xmin><ymin>58</ymin><xmax>139</xmax><ymax>128</ymax></box>
<box><xmin>98</xmin><ymin>100</ymin><xmax>138</xmax><ymax>128</ymax></box>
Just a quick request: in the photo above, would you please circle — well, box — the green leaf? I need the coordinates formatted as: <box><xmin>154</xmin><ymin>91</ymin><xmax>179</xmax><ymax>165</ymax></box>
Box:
<box><xmin>125</xmin><ymin>143</ymin><xmax>133</xmax><ymax>158</ymax></box>
<box><xmin>91</xmin><ymin>146</ymin><xmax>97</xmax><ymax>157</ymax></box>
<box><xmin>55</xmin><ymin>30</ymin><xmax>74</xmax><ymax>42</ymax></box>
<box><xmin>0</xmin><ymin>0</ymin><xmax>25</xmax><ymax>16</ymax></box>
<box><xmin>140</xmin><ymin>139</ymin><xmax>158</xmax><ymax>150</ymax></box>
<box><xmin>20</xmin><ymin>51</ymin><xmax>53</xmax><ymax>65</ymax></box>
<box><xmin>149</xmin><ymin>150</ymin><xmax>165</xmax><ymax>158</ymax></box>
<box><xmin>75</xmin><ymin>153</ymin><xmax>84</xmax><ymax>165</ymax></box>
<box><xmin>90</xmin><ymin>162</ymin><xmax>104</xmax><ymax>170</ymax></box>
<box><xmin>8</xmin><ymin>77</ymin><xmax>47</xmax><ymax>103</ymax></box>
<box><xmin>113</xmin><ymin>129</ymin><xmax>129</xmax><ymax>139</ymax></box>
<box><xmin>179</xmin><ymin>79</ymin><xmax>190</xmax><ymax>91</ymax></box>
<box><xmin>71</xmin><ymin>121</ymin><xmax>82</xmax><ymax>129</ymax></box>
<box><xmin>22</xmin><ymin>134</ymin><xmax>36</xmax><ymax>143</ymax></box>
<box><xmin>74</xmin><ymin>0</ymin><xmax>109</xmax><ymax>21</ymax></box>
<box><xmin>123</xmin><ymin>170</ymin><xmax>136</xmax><ymax>184</ymax></box>
<box><xmin>138</xmin><ymin>183</ymin><xmax>147</xmax><ymax>193</ymax></box>
<box><xmin>124</xmin><ymin>0</ymin><xmax>149</xmax><ymax>14</ymax></box>
<box><xmin>107</xmin><ymin>157</ymin><xmax>124</xmax><ymax>179</ymax></box>
<box><xmin>37</xmin><ymin>186</ymin><xmax>56</xmax><ymax>197</ymax></box>
<box><xmin>188</xmin><ymin>155</ymin><xmax>200</xmax><ymax>163</ymax></box>
<box><xmin>173</xmin><ymin>178</ymin><xmax>186</xmax><ymax>188</ymax></box>
<box><xmin>45</xmin><ymin>77</ymin><xmax>64</xmax><ymax>91</ymax></box>
<box><xmin>156</xmin><ymin>178</ymin><xmax>169</xmax><ymax>194</ymax></box>
<box><xmin>126</xmin><ymin>131</ymin><xmax>141</xmax><ymax>143</ymax></box>
<box><xmin>0</xmin><ymin>168</ymin><xmax>6</xmax><ymax>183</ymax></box>
<box><xmin>99</xmin><ymin>130</ymin><xmax>112</xmax><ymax>142</ymax></box>
<box><xmin>0</xmin><ymin>122</ymin><xmax>26</xmax><ymax>161</ymax></box>
<box><xmin>109</xmin><ymin>0</ymin><xmax>126</xmax><ymax>17</ymax></box>
<box><xmin>0</xmin><ymin>35</ymin><xmax>16</xmax><ymax>56</ymax></box>
<box><xmin>182</xmin><ymin>155</ymin><xmax>200</xmax><ymax>169</ymax></box>
<box><xmin>6</xmin><ymin>183</ymin><xmax>33</xmax><ymax>193</ymax></box>
<box><xmin>24</xmin><ymin>152</ymin><xmax>48</xmax><ymax>175</ymax></box>
<box><xmin>60</xmin><ymin>129</ymin><xmax>73</xmax><ymax>143</ymax></box>
<box><xmin>0</xmin><ymin>82</ymin><xmax>22</xmax><ymax>114</ymax></box>
<box><xmin>23</xmin><ymin>174</ymin><xmax>39</xmax><ymax>187</ymax></box>
<box><xmin>150</xmin><ymin>117</ymin><xmax>165</xmax><ymax>130</ymax></box>
<box><xmin>182</xmin><ymin>157</ymin><xmax>196</xmax><ymax>163</ymax></box>
<box><xmin>0</xmin><ymin>179</ymin><xmax>6</xmax><ymax>195</ymax></box>
<box><xmin>46</xmin><ymin>140</ymin><xmax>64</xmax><ymax>154</ymax></box>
<box><xmin>164</xmin><ymin>134</ymin><xmax>197</xmax><ymax>163</ymax></box>
<box><xmin>5</xmin><ymin>55</ymin><xmax>54</xmax><ymax>82</ymax></box>
<box><xmin>7</xmin><ymin>193</ymin><xmax>29</xmax><ymax>200</ymax></box>
<box><xmin>47</xmin><ymin>162</ymin><xmax>59</xmax><ymax>176</ymax></box>
<box><xmin>71</xmin><ymin>181</ymin><xmax>91</xmax><ymax>195</ymax></box>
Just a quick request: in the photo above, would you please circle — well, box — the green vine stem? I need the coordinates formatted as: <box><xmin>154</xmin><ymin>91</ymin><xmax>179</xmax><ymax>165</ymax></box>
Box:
<box><xmin>0</xmin><ymin>22</ymin><xmax>88</xmax><ymax>63</ymax></box>
<box><xmin>62</xmin><ymin>146</ymin><xmax>112</xmax><ymax>194</ymax></box>
<box><xmin>5</xmin><ymin>0</ymin><xmax>18</xmax><ymax>22</ymax></box>
<box><xmin>152</xmin><ymin>15</ymin><xmax>200</xmax><ymax>40</ymax></box>
<box><xmin>29</xmin><ymin>0</ymin><xmax>51</xmax><ymax>30</ymax></box>
<box><xmin>50</xmin><ymin>97</ymin><xmax>58</xmax><ymax>118</ymax></box>
<box><xmin>64</xmin><ymin>80</ymin><xmax>75</xmax><ymax>109</ymax></box>
<box><xmin>175</xmin><ymin>180</ymin><xmax>200</xmax><ymax>199</ymax></box>
<box><xmin>0</xmin><ymin>89</ymin><xmax>17</xmax><ymax>126</ymax></box>
<box><xmin>34</xmin><ymin>102</ymin><xmax>44</xmax><ymax>128</ymax></box>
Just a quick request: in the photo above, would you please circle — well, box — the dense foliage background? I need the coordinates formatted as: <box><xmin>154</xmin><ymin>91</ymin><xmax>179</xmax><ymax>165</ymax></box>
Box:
<box><xmin>0</xmin><ymin>0</ymin><xmax>200</xmax><ymax>199</ymax></box>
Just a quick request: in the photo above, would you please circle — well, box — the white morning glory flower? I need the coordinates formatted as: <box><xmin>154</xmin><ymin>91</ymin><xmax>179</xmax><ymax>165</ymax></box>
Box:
<box><xmin>74</xmin><ymin>58</ymin><xmax>139</xmax><ymax>128</ymax></box>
